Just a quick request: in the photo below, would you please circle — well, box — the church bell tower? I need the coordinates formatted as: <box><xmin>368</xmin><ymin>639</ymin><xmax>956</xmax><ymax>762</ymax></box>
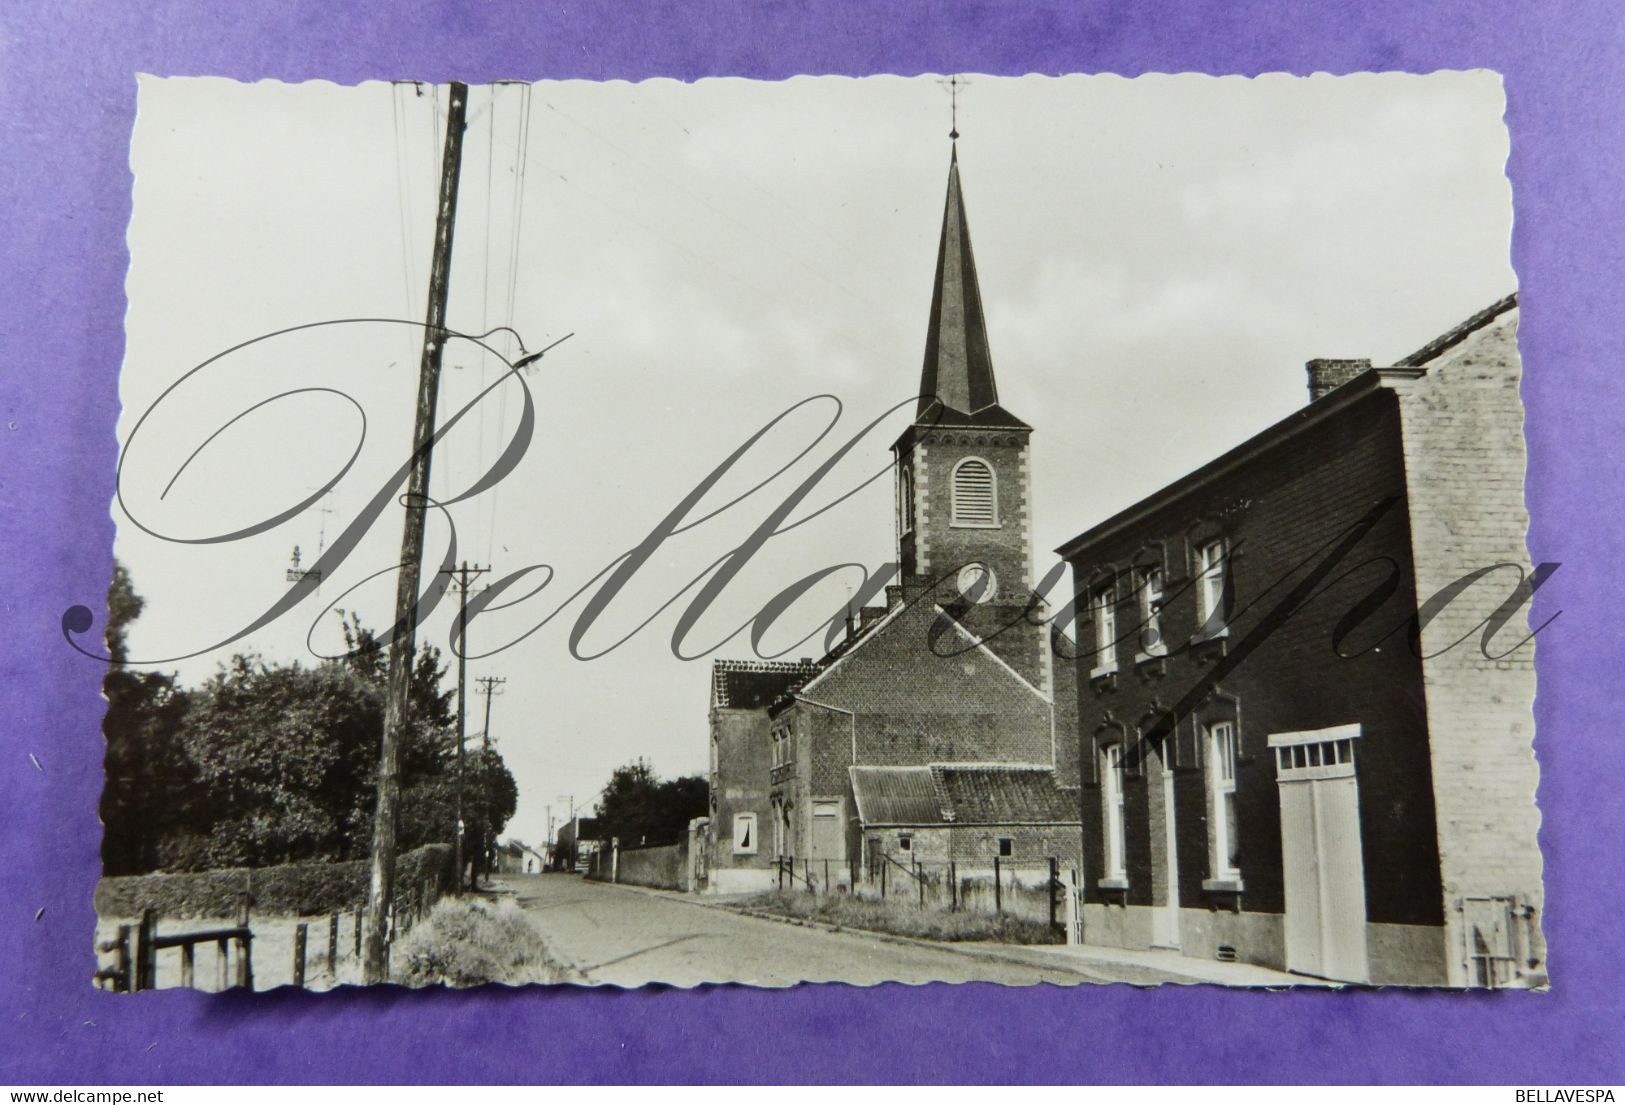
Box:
<box><xmin>892</xmin><ymin>146</ymin><xmax>1041</xmax><ymax>684</ymax></box>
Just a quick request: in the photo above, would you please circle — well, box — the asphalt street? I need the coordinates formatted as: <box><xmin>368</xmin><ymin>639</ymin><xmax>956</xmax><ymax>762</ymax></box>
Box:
<box><xmin>502</xmin><ymin>873</ymin><xmax>1183</xmax><ymax>988</ymax></box>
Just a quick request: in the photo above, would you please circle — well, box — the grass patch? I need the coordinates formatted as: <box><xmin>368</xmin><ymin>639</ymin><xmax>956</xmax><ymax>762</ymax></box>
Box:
<box><xmin>741</xmin><ymin>889</ymin><xmax>1061</xmax><ymax>945</ymax></box>
<box><xmin>393</xmin><ymin>897</ymin><xmax>570</xmax><ymax>987</ymax></box>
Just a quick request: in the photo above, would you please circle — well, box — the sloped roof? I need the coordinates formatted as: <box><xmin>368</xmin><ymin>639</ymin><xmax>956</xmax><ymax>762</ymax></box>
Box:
<box><xmin>849</xmin><ymin>763</ymin><xmax>1078</xmax><ymax>826</ymax></box>
<box><xmin>917</xmin><ymin>146</ymin><xmax>1010</xmax><ymax>421</ymax></box>
<box><xmin>849</xmin><ymin>766</ymin><xmax>943</xmax><ymax>825</ymax></box>
<box><xmin>711</xmin><ymin>659</ymin><xmax>822</xmax><ymax>709</ymax></box>
<box><xmin>932</xmin><ymin>764</ymin><xmax>1079</xmax><ymax>823</ymax></box>
<box><xmin>1397</xmin><ymin>292</ymin><xmax>1517</xmax><ymax>368</ymax></box>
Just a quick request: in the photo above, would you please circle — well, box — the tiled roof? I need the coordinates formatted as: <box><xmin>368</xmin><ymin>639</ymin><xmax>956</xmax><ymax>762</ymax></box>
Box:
<box><xmin>711</xmin><ymin>659</ymin><xmax>822</xmax><ymax>709</ymax></box>
<box><xmin>849</xmin><ymin>766</ymin><xmax>944</xmax><ymax>825</ymax></box>
<box><xmin>849</xmin><ymin>763</ymin><xmax>1078</xmax><ymax>826</ymax></box>
<box><xmin>1397</xmin><ymin>293</ymin><xmax>1518</xmax><ymax>368</ymax></box>
<box><xmin>931</xmin><ymin>764</ymin><xmax>1079</xmax><ymax>823</ymax></box>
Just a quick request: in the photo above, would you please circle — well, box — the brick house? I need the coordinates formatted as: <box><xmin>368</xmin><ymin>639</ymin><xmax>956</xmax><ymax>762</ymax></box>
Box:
<box><xmin>705</xmin><ymin>147</ymin><xmax>1080</xmax><ymax>892</ymax></box>
<box><xmin>706</xmin><ymin>659</ymin><xmax>821</xmax><ymax>893</ymax></box>
<box><xmin>1058</xmin><ymin>294</ymin><xmax>1543</xmax><ymax>986</ymax></box>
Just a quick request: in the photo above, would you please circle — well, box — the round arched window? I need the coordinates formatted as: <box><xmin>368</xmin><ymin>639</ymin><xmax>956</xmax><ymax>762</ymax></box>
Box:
<box><xmin>957</xmin><ymin>562</ymin><xmax>997</xmax><ymax>604</ymax></box>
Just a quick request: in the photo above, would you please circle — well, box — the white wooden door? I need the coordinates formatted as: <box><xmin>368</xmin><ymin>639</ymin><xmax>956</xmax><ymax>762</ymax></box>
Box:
<box><xmin>1274</xmin><ymin>728</ymin><xmax>1369</xmax><ymax>983</ymax></box>
<box><xmin>1151</xmin><ymin>767</ymin><xmax>1182</xmax><ymax>948</ymax></box>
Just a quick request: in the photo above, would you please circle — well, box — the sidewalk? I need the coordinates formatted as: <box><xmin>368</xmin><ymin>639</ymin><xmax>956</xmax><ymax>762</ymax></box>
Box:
<box><xmin>1007</xmin><ymin>941</ymin><xmax>1321</xmax><ymax>988</ymax></box>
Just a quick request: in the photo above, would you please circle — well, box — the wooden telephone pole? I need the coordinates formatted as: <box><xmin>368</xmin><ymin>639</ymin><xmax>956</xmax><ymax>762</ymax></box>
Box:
<box><xmin>362</xmin><ymin>81</ymin><xmax>470</xmax><ymax>985</ymax></box>
<box><xmin>442</xmin><ymin>560</ymin><xmax>489</xmax><ymax>892</ymax></box>
<box><xmin>472</xmin><ymin>674</ymin><xmax>506</xmax><ymax>885</ymax></box>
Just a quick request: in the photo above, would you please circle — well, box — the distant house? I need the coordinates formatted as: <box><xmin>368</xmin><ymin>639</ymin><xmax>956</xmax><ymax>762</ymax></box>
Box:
<box><xmin>705</xmin><ymin>148</ymin><xmax>1081</xmax><ymax>895</ymax></box>
<box><xmin>552</xmin><ymin>816</ymin><xmax>603</xmax><ymax>874</ymax></box>
<box><xmin>1058</xmin><ymin>295</ymin><xmax>1543</xmax><ymax>987</ymax></box>
<box><xmin>493</xmin><ymin>839</ymin><xmax>545</xmax><ymax>875</ymax></box>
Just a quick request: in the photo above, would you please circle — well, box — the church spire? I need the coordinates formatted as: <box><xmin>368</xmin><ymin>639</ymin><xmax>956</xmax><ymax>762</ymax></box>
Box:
<box><xmin>918</xmin><ymin>145</ymin><xmax>1000</xmax><ymax>418</ymax></box>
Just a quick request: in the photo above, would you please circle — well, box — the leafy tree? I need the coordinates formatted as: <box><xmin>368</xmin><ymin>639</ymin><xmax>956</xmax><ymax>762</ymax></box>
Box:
<box><xmin>100</xmin><ymin>569</ymin><xmax>520</xmax><ymax>875</ymax></box>
<box><xmin>594</xmin><ymin>759</ymin><xmax>709</xmax><ymax>848</ymax></box>
<box><xmin>100</xmin><ymin>562</ymin><xmax>195</xmax><ymax>875</ymax></box>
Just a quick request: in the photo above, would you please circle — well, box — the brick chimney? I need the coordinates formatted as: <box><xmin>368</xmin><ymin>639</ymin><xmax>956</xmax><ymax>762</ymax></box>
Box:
<box><xmin>1305</xmin><ymin>358</ymin><xmax>1372</xmax><ymax>402</ymax></box>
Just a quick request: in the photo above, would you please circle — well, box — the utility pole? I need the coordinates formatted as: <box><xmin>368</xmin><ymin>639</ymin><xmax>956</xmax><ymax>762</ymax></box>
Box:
<box><xmin>473</xmin><ymin>675</ymin><xmax>506</xmax><ymax>886</ymax></box>
<box><xmin>362</xmin><ymin>81</ymin><xmax>469</xmax><ymax>985</ymax></box>
<box><xmin>441</xmin><ymin>560</ymin><xmax>489</xmax><ymax>892</ymax></box>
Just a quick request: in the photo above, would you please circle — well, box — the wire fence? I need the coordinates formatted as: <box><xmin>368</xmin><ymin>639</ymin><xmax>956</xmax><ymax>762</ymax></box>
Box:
<box><xmin>771</xmin><ymin>852</ymin><xmax>1080</xmax><ymax>934</ymax></box>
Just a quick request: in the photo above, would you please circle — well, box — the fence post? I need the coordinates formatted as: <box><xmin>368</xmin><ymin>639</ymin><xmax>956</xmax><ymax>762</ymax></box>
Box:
<box><xmin>824</xmin><ymin>859</ymin><xmax>830</xmax><ymax>894</ymax></box>
<box><xmin>949</xmin><ymin>862</ymin><xmax>958</xmax><ymax>912</ymax></box>
<box><xmin>994</xmin><ymin>856</ymin><xmax>1003</xmax><ymax>914</ymax></box>
<box><xmin>293</xmin><ymin>923</ymin><xmax>307</xmax><ymax>988</ymax></box>
<box><xmin>136</xmin><ymin>908</ymin><xmax>157</xmax><ymax>991</ymax></box>
<box><xmin>215</xmin><ymin>937</ymin><xmax>229</xmax><ymax>991</ymax></box>
<box><xmin>916</xmin><ymin>857</ymin><xmax>925</xmax><ymax>909</ymax></box>
<box><xmin>114</xmin><ymin>924</ymin><xmax>132</xmax><ymax>993</ymax></box>
<box><xmin>881</xmin><ymin>857</ymin><xmax>887</xmax><ymax>899</ymax></box>
<box><xmin>328</xmin><ymin>913</ymin><xmax>339</xmax><ymax>978</ymax></box>
<box><xmin>804</xmin><ymin>858</ymin><xmax>812</xmax><ymax>893</ymax></box>
<box><xmin>180</xmin><ymin>943</ymin><xmax>195</xmax><ymax>989</ymax></box>
<box><xmin>354</xmin><ymin>905</ymin><xmax>363</xmax><ymax>957</ymax></box>
<box><xmin>236</xmin><ymin>893</ymin><xmax>254</xmax><ymax>990</ymax></box>
<box><xmin>1048</xmin><ymin>857</ymin><xmax>1060</xmax><ymax>936</ymax></box>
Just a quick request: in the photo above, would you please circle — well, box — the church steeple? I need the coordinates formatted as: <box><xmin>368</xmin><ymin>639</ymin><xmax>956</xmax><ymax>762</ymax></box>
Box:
<box><xmin>891</xmin><ymin>142</ymin><xmax>1042</xmax><ymax>684</ymax></box>
<box><xmin>918</xmin><ymin>146</ymin><xmax>1001</xmax><ymax>418</ymax></box>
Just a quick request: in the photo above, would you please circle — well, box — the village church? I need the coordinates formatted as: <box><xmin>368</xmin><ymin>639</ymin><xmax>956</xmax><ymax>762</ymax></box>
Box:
<box><xmin>704</xmin><ymin>147</ymin><xmax>1083</xmax><ymax>895</ymax></box>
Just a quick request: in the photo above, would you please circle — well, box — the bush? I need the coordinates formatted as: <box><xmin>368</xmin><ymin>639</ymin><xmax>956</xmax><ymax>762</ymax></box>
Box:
<box><xmin>95</xmin><ymin>844</ymin><xmax>452</xmax><ymax>919</ymax></box>
<box><xmin>394</xmin><ymin>897</ymin><xmax>568</xmax><ymax>987</ymax></box>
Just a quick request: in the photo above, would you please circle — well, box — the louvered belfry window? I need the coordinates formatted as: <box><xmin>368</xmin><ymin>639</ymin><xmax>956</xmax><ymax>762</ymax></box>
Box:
<box><xmin>951</xmin><ymin>458</ymin><xmax>997</xmax><ymax>526</ymax></box>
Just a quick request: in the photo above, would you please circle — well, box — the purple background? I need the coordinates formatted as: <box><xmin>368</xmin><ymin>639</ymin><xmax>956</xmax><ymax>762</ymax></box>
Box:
<box><xmin>1</xmin><ymin>0</ymin><xmax>1620</xmax><ymax>1085</ymax></box>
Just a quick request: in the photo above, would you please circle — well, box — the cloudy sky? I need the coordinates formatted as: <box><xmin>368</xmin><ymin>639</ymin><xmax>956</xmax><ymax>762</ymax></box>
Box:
<box><xmin>115</xmin><ymin>71</ymin><xmax>1515</xmax><ymax>849</ymax></box>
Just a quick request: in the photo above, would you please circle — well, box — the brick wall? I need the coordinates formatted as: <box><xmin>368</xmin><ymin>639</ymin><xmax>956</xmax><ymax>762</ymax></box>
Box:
<box><xmin>1388</xmin><ymin>309</ymin><xmax>1546</xmax><ymax>984</ymax></box>
<box><xmin>799</xmin><ymin>596</ymin><xmax>1053</xmax><ymax>768</ymax></box>
<box><xmin>1066</xmin><ymin>389</ymin><xmax>1444</xmax><ymax>926</ymax></box>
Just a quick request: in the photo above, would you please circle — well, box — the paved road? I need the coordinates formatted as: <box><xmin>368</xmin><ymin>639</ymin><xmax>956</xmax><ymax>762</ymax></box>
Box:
<box><xmin>501</xmin><ymin>874</ymin><xmax>1177</xmax><ymax>988</ymax></box>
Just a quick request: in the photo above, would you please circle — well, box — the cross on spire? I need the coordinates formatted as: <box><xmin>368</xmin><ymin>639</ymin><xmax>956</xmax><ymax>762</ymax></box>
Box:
<box><xmin>937</xmin><ymin>74</ymin><xmax>970</xmax><ymax>140</ymax></box>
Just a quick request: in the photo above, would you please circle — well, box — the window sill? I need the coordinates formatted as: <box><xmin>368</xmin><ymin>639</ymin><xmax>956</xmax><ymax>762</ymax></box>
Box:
<box><xmin>1096</xmin><ymin>876</ymin><xmax>1129</xmax><ymax>891</ymax></box>
<box><xmin>1134</xmin><ymin>648</ymin><xmax>1168</xmax><ymax>665</ymax></box>
<box><xmin>948</xmin><ymin>520</ymin><xmax>1002</xmax><ymax>530</ymax></box>
<box><xmin>1202</xmin><ymin>876</ymin><xmax>1244</xmax><ymax>894</ymax></box>
<box><xmin>1191</xmin><ymin>625</ymin><xmax>1230</xmax><ymax>645</ymax></box>
<box><xmin>1089</xmin><ymin>662</ymin><xmax>1119</xmax><ymax>682</ymax></box>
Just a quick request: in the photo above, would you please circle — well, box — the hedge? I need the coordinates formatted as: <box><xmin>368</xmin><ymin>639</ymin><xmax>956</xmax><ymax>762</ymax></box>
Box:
<box><xmin>94</xmin><ymin>844</ymin><xmax>452</xmax><ymax>920</ymax></box>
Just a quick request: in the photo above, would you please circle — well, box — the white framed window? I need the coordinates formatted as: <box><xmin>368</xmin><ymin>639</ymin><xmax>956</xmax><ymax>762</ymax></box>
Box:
<box><xmin>898</xmin><ymin>463</ymin><xmax>915</xmax><ymax>536</ymax></box>
<box><xmin>1207</xmin><ymin>720</ymin><xmax>1241</xmax><ymax>881</ymax></box>
<box><xmin>1101</xmin><ymin>743</ymin><xmax>1127</xmax><ymax>882</ymax></box>
<box><xmin>1197</xmin><ymin>538</ymin><xmax>1228</xmax><ymax>633</ymax></box>
<box><xmin>1270</xmin><ymin>723</ymin><xmax>1361</xmax><ymax>781</ymax></box>
<box><xmin>1139</xmin><ymin>565</ymin><xmax>1165</xmax><ymax>656</ymax></box>
<box><xmin>950</xmin><ymin>457</ymin><xmax>998</xmax><ymax>527</ymax></box>
<box><xmin>1093</xmin><ymin>583</ymin><xmax>1118</xmax><ymax>673</ymax></box>
<box><xmin>898</xmin><ymin>833</ymin><xmax>913</xmax><ymax>852</ymax></box>
<box><xmin>771</xmin><ymin>725</ymin><xmax>792</xmax><ymax>769</ymax></box>
<box><xmin>732</xmin><ymin>812</ymin><xmax>758</xmax><ymax>855</ymax></box>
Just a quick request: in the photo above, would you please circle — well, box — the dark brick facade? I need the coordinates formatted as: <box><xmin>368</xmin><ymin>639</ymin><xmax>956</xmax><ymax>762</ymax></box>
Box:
<box><xmin>1066</xmin><ymin>387</ymin><xmax>1445</xmax><ymax>928</ymax></box>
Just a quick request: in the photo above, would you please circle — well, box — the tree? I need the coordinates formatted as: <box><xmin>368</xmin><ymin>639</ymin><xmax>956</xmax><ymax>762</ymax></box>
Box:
<box><xmin>99</xmin><ymin>572</ymin><xmax>519</xmax><ymax>875</ymax></box>
<box><xmin>594</xmin><ymin>759</ymin><xmax>708</xmax><ymax>848</ymax></box>
<box><xmin>100</xmin><ymin>562</ymin><xmax>194</xmax><ymax>875</ymax></box>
